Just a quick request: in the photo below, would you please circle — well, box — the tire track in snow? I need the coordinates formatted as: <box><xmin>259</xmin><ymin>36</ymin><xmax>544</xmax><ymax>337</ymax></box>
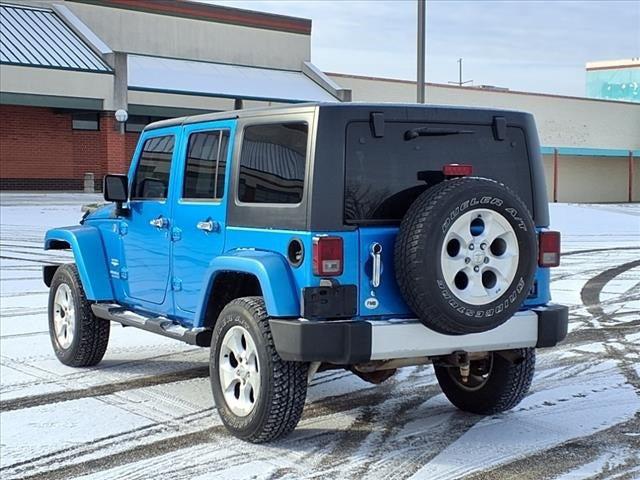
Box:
<box><xmin>1</xmin><ymin>370</ymin><xmax>376</xmax><ymax>478</ymax></box>
<box><xmin>11</xmin><ymin>379</ymin><xmax>407</xmax><ymax>479</ymax></box>
<box><xmin>1</xmin><ymin>409</ymin><xmax>215</xmax><ymax>477</ymax></box>
<box><xmin>0</xmin><ymin>366</ymin><xmax>210</xmax><ymax>411</ymax></box>
<box><xmin>581</xmin><ymin>259</ymin><xmax>640</xmax><ymax>323</ymax></box>
<box><xmin>464</xmin><ymin>413</ymin><xmax>640</xmax><ymax>480</ymax></box>
<box><xmin>579</xmin><ymin>259</ymin><xmax>640</xmax><ymax>392</ymax></box>
<box><xmin>16</xmin><ymin>425</ymin><xmax>227</xmax><ymax>480</ymax></box>
<box><xmin>0</xmin><ymin>256</ymin><xmax>63</xmax><ymax>266</ymax></box>
<box><xmin>561</xmin><ymin>246</ymin><xmax>640</xmax><ymax>257</ymax></box>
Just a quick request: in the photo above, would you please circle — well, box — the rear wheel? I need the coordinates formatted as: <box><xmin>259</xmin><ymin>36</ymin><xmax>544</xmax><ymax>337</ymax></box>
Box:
<box><xmin>395</xmin><ymin>177</ymin><xmax>537</xmax><ymax>334</ymax></box>
<box><xmin>434</xmin><ymin>348</ymin><xmax>535</xmax><ymax>414</ymax></box>
<box><xmin>210</xmin><ymin>297</ymin><xmax>308</xmax><ymax>443</ymax></box>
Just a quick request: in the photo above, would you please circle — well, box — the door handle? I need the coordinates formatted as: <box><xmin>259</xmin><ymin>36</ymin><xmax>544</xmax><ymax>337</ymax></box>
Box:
<box><xmin>370</xmin><ymin>242</ymin><xmax>382</xmax><ymax>288</ymax></box>
<box><xmin>196</xmin><ymin>219</ymin><xmax>219</xmax><ymax>233</ymax></box>
<box><xmin>149</xmin><ymin>216</ymin><xmax>168</xmax><ymax>229</ymax></box>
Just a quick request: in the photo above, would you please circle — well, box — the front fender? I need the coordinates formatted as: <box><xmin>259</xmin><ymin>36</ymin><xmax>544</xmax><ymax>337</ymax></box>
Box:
<box><xmin>195</xmin><ymin>249</ymin><xmax>299</xmax><ymax>325</ymax></box>
<box><xmin>44</xmin><ymin>226</ymin><xmax>114</xmax><ymax>301</ymax></box>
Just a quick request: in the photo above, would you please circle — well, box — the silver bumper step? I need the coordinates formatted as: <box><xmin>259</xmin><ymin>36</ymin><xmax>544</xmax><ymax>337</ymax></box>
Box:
<box><xmin>91</xmin><ymin>303</ymin><xmax>212</xmax><ymax>347</ymax></box>
<box><xmin>368</xmin><ymin>310</ymin><xmax>539</xmax><ymax>360</ymax></box>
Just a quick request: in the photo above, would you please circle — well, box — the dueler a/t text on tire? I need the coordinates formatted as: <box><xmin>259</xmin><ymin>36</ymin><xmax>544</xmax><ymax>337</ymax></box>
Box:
<box><xmin>395</xmin><ymin>177</ymin><xmax>537</xmax><ymax>335</ymax></box>
<box><xmin>210</xmin><ymin>297</ymin><xmax>308</xmax><ymax>443</ymax></box>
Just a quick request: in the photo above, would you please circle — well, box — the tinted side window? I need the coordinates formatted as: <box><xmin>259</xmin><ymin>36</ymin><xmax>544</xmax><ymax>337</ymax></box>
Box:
<box><xmin>238</xmin><ymin>122</ymin><xmax>308</xmax><ymax>204</ymax></box>
<box><xmin>131</xmin><ymin>135</ymin><xmax>174</xmax><ymax>200</ymax></box>
<box><xmin>183</xmin><ymin>130</ymin><xmax>230</xmax><ymax>200</ymax></box>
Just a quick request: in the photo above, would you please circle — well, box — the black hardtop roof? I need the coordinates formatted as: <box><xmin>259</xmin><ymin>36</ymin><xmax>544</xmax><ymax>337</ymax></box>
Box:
<box><xmin>145</xmin><ymin>102</ymin><xmax>532</xmax><ymax>131</ymax></box>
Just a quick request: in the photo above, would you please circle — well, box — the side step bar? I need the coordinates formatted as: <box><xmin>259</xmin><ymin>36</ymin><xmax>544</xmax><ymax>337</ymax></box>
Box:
<box><xmin>91</xmin><ymin>303</ymin><xmax>212</xmax><ymax>347</ymax></box>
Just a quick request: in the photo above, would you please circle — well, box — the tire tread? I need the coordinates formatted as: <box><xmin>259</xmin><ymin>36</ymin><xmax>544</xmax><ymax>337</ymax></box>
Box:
<box><xmin>395</xmin><ymin>177</ymin><xmax>535</xmax><ymax>334</ymax></box>
<box><xmin>435</xmin><ymin>348</ymin><xmax>535</xmax><ymax>414</ymax></box>
<box><xmin>49</xmin><ymin>264</ymin><xmax>109</xmax><ymax>367</ymax></box>
<box><xmin>214</xmin><ymin>297</ymin><xmax>308</xmax><ymax>443</ymax></box>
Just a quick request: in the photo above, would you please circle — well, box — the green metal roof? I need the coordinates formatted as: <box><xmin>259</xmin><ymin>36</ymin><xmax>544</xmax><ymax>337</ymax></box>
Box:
<box><xmin>0</xmin><ymin>3</ymin><xmax>111</xmax><ymax>73</ymax></box>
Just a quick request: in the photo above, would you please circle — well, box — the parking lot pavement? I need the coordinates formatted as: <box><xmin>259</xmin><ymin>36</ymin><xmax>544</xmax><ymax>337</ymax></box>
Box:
<box><xmin>1</xmin><ymin>193</ymin><xmax>638</xmax><ymax>480</ymax></box>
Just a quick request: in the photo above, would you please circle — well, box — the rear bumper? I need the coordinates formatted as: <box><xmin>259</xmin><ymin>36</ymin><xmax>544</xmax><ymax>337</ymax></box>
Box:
<box><xmin>269</xmin><ymin>304</ymin><xmax>569</xmax><ymax>364</ymax></box>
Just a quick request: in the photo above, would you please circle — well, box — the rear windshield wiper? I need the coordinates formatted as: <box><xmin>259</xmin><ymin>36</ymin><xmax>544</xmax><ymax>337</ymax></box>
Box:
<box><xmin>404</xmin><ymin>127</ymin><xmax>475</xmax><ymax>141</ymax></box>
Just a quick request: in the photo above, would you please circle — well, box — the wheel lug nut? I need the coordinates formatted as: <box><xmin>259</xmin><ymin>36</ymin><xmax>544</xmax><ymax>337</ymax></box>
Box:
<box><xmin>465</xmin><ymin>257</ymin><xmax>471</xmax><ymax>264</ymax></box>
<box><xmin>484</xmin><ymin>257</ymin><xmax>489</xmax><ymax>264</ymax></box>
<box><xmin>480</xmin><ymin>243</ymin><xmax>486</xmax><ymax>250</ymax></box>
<box><xmin>469</xmin><ymin>244</ymin><xmax>475</xmax><ymax>250</ymax></box>
<box><xmin>474</xmin><ymin>266</ymin><xmax>480</xmax><ymax>272</ymax></box>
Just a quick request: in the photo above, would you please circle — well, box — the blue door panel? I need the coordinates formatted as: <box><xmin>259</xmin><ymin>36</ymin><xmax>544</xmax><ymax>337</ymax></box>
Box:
<box><xmin>119</xmin><ymin>125</ymin><xmax>181</xmax><ymax>315</ymax></box>
<box><xmin>171</xmin><ymin>120</ymin><xmax>236</xmax><ymax>322</ymax></box>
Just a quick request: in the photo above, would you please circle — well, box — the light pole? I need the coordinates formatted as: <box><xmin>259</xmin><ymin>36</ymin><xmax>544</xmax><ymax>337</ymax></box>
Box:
<box><xmin>417</xmin><ymin>0</ymin><xmax>426</xmax><ymax>103</ymax></box>
<box><xmin>448</xmin><ymin>58</ymin><xmax>473</xmax><ymax>87</ymax></box>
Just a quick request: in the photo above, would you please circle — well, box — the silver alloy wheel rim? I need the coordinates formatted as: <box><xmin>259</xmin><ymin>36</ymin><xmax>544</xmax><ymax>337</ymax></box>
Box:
<box><xmin>218</xmin><ymin>325</ymin><xmax>261</xmax><ymax>417</ymax></box>
<box><xmin>53</xmin><ymin>283</ymin><xmax>75</xmax><ymax>349</ymax></box>
<box><xmin>440</xmin><ymin>208</ymin><xmax>519</xmax><ymax>306</ymax></box>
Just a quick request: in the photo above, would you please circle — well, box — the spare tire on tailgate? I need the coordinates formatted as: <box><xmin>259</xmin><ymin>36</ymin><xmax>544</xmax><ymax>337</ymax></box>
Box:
<box><xmin>394</xmin><ymin>177</ymin><xmax>537</xmax><ymax>335</ymax></box>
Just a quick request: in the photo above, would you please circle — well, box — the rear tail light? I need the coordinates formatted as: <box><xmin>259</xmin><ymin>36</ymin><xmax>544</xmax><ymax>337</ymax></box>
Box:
<box><xmin>313</xmin><ymin>236</ymin><xmax>343</xmax><ymax>276</ymax></box>
<box><xmin>443</xmin><ymin>164</ymin><xmax>473</xmax><ymax>177</ymax></box>
<box><xmin>539</xmin><ymin>231</ymin><xmax>561</xmax><ymax>267</ymax></box>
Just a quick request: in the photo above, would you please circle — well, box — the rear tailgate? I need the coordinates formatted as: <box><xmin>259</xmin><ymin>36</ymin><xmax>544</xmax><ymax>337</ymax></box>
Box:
<box><xmin>358</xmin><ymin>226</ymin><xmax>412</xmax><ymax>317</ymax></box>
<box><xmin>345</xmin><ymin>120</ymin><xmax>534</xmax><ymax>317</ymax></box>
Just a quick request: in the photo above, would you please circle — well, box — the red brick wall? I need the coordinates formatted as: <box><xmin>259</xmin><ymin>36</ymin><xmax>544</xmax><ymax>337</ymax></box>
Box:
<box><xmin>125</xmin><ymin>132</ymin><xmax>139</xmax><ymax>166</ymax></box>
<box><xmin>0</xmin><ymin>105</ymin><xmax>138</xmax><ymax>190</ymax></box>
<box><xmin>0</xmin><ymin>105</ymin><xmax>75</xmax><ymax>181</ymax></box>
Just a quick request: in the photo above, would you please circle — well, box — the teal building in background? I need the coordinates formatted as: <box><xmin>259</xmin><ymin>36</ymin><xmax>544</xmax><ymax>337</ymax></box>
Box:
<box><xmin>586</xmin><ymin>59</ymin><xmax>639</xmax><ymax>103</ymax></box>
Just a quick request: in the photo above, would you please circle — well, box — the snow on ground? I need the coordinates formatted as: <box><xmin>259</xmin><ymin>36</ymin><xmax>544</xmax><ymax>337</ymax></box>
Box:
<box><xmin>0</xmin><ymin>195</ymin><xmax>638</xmax><ymax>480</ymax></box>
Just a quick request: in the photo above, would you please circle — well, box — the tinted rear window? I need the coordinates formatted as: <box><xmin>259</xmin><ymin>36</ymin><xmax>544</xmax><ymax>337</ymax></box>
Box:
<box><xmin>238</xmin><ymin>122</ymin><xmax>308</xmax><ymax>204</ymax></box>
<box><xmin>344</xmin><ymin>122</ymin><xmax>532</xmax><ymax>223</ymax></box>
<box><xmin>183</xmin><ymin>130</ymin><xmax>229</xmax><ymax>200</ymax></box>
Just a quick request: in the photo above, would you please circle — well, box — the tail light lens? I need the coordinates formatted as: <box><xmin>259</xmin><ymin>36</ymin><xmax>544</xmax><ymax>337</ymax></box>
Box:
<box><xmin>313</xmin><ymin>236</ymin><xmax>343</xmax><ymax>276</ymax></box>
<box><xmin>539</xmin><ymin>231</ymin><xmax>561</xmax><ymax>267</ymax></box>
<box><xmin>443</xmin><ymin>164</ymin><xmax>473</xmax><ymax>177</ymax></box>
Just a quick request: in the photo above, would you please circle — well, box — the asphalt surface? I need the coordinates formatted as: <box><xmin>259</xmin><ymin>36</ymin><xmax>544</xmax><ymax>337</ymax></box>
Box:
<box><xmin>0</xmin><ymin>194</ymin><xmax>638</xmax><ymax>480</ymax></box>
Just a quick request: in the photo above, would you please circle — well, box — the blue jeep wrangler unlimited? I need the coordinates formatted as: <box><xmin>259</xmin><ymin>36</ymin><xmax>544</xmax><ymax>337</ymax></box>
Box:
<box><xmin>45</xmin><ymin>103</ymin><xmax>568</xmax><ymax>442</ymax></box>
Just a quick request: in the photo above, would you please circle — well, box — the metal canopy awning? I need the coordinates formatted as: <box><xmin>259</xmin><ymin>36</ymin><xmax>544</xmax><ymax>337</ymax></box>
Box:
<box><xmin>127</xmin><ymin>55</ymin><xmax>338</xmax><ymax>103</ymax></box>
<box><xmin>0</xmin><ymin>3</ymin><xmax>111</xmax><ymax>73</ymax></box>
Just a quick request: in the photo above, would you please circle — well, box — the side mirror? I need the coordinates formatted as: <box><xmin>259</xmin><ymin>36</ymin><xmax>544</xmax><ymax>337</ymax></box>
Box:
<box><xmin>103</xmin><ymin>174</ymin><xmax>129</xmax><ymax>216</ymax></box>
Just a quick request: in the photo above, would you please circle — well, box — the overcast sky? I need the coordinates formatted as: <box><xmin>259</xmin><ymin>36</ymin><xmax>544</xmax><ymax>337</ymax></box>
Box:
<box><xmin>211</xmin><ymin>0</ymin><xmax>640</xmax><ymax>97</ymax></box>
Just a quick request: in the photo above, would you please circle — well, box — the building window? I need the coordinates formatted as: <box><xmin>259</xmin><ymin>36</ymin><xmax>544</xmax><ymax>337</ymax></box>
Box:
<box><xmin>183</xmin><ymin>130</ymin><xmax>230</xmax><ymax>200</ymax></box>
<box><xmin>126</xmin><ymin>115</ymin><xmax>166</xmax><ymax>133</ymax></box>
<box><xmin>238</xmin><ymin>122</ymin><xmax>308</xmax><ymax>204</ymax></box>
<box><xmin>72</xmin><ymin>112</ymin><xmax>100</xmax><ymax>131</ymax></box>
<box><xmin>131</xmin><ymin>135</ymin><xmax>175</xmax><ymax>200</ymax></box>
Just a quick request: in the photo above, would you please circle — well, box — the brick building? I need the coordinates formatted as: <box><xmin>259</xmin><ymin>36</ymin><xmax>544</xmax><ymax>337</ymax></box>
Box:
<box><xmin>0</xmin><ymin>0</ymin><xmax>638</xmax><ymax>201</ymax></box>
<box><xmin>0</xmin><ymin>0</ymin><xmax>346</xmax><ymax>190</ymax></box>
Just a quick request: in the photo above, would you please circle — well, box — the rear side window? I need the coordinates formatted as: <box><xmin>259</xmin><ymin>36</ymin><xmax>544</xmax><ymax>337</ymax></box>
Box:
<box><xmin>238</xmin><ymin>122</ymin><xmax>308</xmax><ymax>204</ymax></box>
<box><xmin>131</xmin><ymin>135</ymin><xmax>174</xmax><ymax>200</ymax></box>
<box><xmin>183</xmin><ymin>130</ymin><xmax>230</xmax><ymax>200</ymax></box>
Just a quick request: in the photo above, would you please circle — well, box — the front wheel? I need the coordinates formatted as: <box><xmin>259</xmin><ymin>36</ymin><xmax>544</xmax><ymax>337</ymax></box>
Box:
<box><xmin>48</xmin><ymin>264</ymin><xmax>110</xmax><ymax>367</ymax></box>
<box><xmin>434</xmin><ymin>348</ymin><xmax>535</xmax><ymax>414</ymax></box>
<box><xmin>210</xmin><ymin>297</ymin><xmax>308</xmax><ymax>443</ymax></box>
